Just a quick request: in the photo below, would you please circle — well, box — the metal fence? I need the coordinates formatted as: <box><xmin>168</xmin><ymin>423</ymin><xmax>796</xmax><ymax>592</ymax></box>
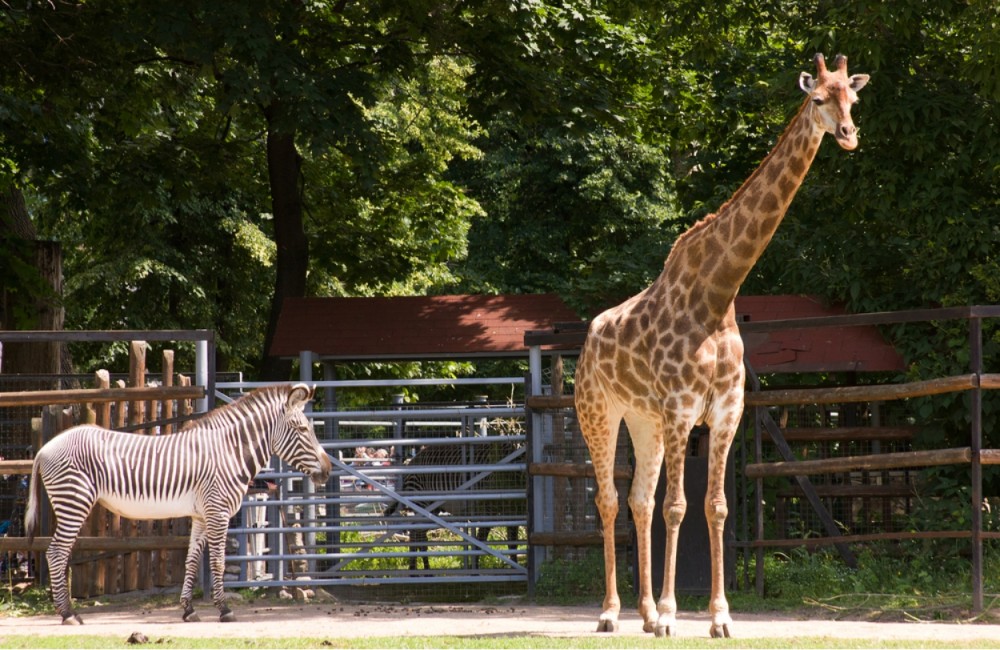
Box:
<box><xmin>215</xmin><ymin>378</ymin><xmax>529</xmax><ymax>596</ymax></box>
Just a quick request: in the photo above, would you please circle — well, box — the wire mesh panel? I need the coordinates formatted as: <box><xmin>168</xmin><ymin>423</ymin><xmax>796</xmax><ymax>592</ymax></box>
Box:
<box><xmin>219</xmin><ymin>381</ymin><xmax>529</xmax><ymax>600</ymax></box>
<box><xmin>756</xmin><ymin>400</ymin><xmax>920</xmax><ymax>540</ymax></box>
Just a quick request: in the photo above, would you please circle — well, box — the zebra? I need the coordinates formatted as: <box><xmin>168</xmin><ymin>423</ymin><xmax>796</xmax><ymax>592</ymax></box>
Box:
<box><xmin>384</xmin><ymin>440</ymin><xmax>525</xmax><ymax>571</ymax></box>
<box><xmin>25</xmin><ymin>383</ymin><xmax>331</xmax><ymax>625</ymax></box>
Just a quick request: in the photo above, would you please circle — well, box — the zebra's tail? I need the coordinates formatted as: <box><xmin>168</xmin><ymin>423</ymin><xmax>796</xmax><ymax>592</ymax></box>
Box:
<box><xmin>24</xmin><ymin>457</ymin><xmax>42</xmax><ymax>543</ymax></box>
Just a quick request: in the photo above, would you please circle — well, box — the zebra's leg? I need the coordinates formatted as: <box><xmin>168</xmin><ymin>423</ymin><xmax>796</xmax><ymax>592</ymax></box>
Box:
<box><xmin>47</xmin><ymin>515</ymin><xmax>89</xmax><ymax>625</ymax></box>
<box><xmin>472</xmin><ymin>526</ymin><xmax>493</xmax><ymax>570</ymax></box>
<box><xmin>180</xmin><ymin>519</ymin><xmax>207</xmax><ymax>622</ymax></box>
<box><xmin>411</xmin><ymin>527</ymin><xmax>427</xmax><ymax>571</ymax></box>
<box><xmin>206</xmin><ymin>515</ymin><xmax>236</xmax><ymax>622</ymax></box>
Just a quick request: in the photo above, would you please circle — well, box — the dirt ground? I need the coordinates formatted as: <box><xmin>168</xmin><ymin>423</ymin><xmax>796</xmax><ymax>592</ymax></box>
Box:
<box><xmin>4</xmin><ymin>593</ymin><xmax>1000</xmax><ymax>644</ymax></box>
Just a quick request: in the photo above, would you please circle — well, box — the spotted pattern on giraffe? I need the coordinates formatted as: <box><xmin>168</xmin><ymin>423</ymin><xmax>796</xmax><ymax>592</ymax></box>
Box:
<box><xmin>574</xmin><ymin>53</ymin><xmax>868</xmax><ymax>639</ymax></box>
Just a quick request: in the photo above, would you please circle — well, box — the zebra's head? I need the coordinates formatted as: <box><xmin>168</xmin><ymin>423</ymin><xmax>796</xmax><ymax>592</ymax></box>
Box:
<box><xmin>272</xmin><ymin>384</ymin><xmax>332</xmax><ymax>486</ymax></box>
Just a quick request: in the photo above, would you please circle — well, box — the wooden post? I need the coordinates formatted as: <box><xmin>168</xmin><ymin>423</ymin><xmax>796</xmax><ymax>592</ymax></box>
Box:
<box><xmin>127</xmin><ymin>341</ymin><xmax>151</xmax><ymax>591</ymax></box>
<box><xmin>162</xmin><ymin>351</ymin><xmax>175</xmax><ymax>435</ymax></box>
<box><xmin>94</xmin><ymin>370</ymin><xmax>111</xmax><ymax>595</ymax></box>
<box><xmin>157</xmin><ymin>350</ymin><xmax>174</xmax><ymax>586</ymax></box>
<box><xmin>128</xmin><ymin>341</ymin><xmax>147</xmax><ymax>427</ymax></box>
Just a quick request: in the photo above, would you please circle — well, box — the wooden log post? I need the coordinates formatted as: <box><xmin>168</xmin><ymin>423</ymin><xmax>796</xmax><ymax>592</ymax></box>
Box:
<box><xmin>127</xmin><ymin>341</ymin><xmax>149</xmax><ymax>592</ymax></box>
<box><xmin>158</xmin><ymin>350</ymin><xmax>173</xmax><ymax>587</ymax></box>
<box><xmin>93</xmin><ymin>370</ymin><xmax>111</xmax><ymax>595</ymax></box>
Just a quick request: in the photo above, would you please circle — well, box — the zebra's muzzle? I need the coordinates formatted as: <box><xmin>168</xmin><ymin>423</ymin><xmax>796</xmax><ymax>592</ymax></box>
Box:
<box><xmin>309</xmin><ymin>453</ymin><xmax>333</xmax><ymax>486</ymax></box>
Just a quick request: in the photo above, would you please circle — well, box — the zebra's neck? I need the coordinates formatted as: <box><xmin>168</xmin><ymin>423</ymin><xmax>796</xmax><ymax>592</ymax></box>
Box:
<box><xmin>185</xmin><ymin>389</ymin><xmax>283</xmax><ymax>483</ymax></box>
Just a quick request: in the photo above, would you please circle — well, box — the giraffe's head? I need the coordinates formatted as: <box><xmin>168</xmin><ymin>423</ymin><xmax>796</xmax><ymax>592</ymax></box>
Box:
<box><xmin>798</xmin><ymin>53</ymin><xmax>869</xmax><ymax>151</ymax></box>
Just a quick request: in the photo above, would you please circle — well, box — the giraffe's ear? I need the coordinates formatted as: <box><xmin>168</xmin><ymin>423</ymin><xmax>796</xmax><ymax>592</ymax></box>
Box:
<box><xmin>849</xmin><ymin>74</ymin><xmax>870</xmax><ymax>92</ymax></box>
<box><xmin>799</xmin><ymin>71</ymin><xmax>816</xmax><ymax>94</ymax></box>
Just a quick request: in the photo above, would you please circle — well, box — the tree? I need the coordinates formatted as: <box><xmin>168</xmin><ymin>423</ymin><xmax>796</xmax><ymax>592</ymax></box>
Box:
<box><xmin>1</xmin><ymin>0</ymin><xmax>660</xmax><ymax>376</ymax></box>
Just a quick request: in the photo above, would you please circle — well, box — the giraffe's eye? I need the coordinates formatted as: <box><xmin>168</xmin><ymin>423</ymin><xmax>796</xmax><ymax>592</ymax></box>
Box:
<box><xmin>812</xmin><ymin>96</ymin><xmax>825</xmax><ymax>106</ymax></box>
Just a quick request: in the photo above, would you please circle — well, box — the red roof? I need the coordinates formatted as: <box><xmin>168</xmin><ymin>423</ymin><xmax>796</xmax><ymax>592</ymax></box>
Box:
<box><xmin>269</xmin><ymin>294</ymin><xmax>580</xmax><ymax>359</ymax></box>
<box><xmin>271</xmin><ymin>293</ymin><xmax>904</xmax><ymax>373</ymax></box>
<box><xmin>735</xmin><ymin>295</ymin><xmax>904</xmax><ymax>373</ymax></box>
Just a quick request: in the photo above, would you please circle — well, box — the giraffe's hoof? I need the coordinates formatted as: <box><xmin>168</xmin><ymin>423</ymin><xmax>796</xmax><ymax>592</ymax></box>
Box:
<box><xmin>182</xmin><ymin>607</ymin><xmax>201</xmax><ymax>623</ymax></box>
<box><xmin>596</xmin><ymin>617</ymin><xmax>619</xmax><ymax>633</ymax></box>
<box><xmin>219</xmin><ymin>608</ymin><xmax>237</xmax><ymax>623</ymax></box>
<box><xmin>642</xmin><ymin>620</ymin><xmax>655</xmax><ymax>634</ymax></box>
<box><xmin>710</xmin><ymin>623</ymin><xmax>731</xmax><ymax>638</ymax></box>
<box><xmin>61</xmin><ymin>613</ymin><xmax>83</xmax><ymax>626</ymax></box>
<box><xmin>655</xmin><ymin>624</ymin><xmax>671</xmax><ymax>638</ymax></box>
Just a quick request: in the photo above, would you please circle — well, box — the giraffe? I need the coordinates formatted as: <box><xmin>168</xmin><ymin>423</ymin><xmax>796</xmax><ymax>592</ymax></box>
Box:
<box><xmin>573</xmin><ymin>54</ymin><xmax>868</xmax><ymax>638</ymax></box>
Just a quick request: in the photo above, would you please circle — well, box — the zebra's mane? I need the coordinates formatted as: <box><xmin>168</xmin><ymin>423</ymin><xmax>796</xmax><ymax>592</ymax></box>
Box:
<box><xmin>179</xmin><ymin>384</ymin><xmax>288</xmax><ymax>433</ymax></box>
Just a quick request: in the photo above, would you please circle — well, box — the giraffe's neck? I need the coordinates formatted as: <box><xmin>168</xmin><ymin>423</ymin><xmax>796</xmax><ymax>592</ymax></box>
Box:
<box><xmin>661</xmin><ymin>97</ymin><xmax>824</xmax><ymax>324</ymax></box>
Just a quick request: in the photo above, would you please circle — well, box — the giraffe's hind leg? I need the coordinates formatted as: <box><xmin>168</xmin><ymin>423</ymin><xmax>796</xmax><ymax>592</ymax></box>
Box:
<box><xmin>578</xmin><ymin>400</ymin><xmax>625</xmax><ymax>633</ymax></box>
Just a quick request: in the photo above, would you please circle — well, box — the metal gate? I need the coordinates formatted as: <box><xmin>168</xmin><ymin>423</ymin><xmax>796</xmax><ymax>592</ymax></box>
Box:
<box><xmin>216</xmin><ymin>379</ymin><xmax>529</xmax><ymax>591</ymax></box>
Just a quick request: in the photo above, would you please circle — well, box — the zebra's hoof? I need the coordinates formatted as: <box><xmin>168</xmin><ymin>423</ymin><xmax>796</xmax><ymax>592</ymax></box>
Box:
<box><xmin>182</xmin><ymin>607</ymin><xmax>201</xmax><ymax>623</ymax></box>
<box><xmin>61</xmin><ymin>612</ymin><xmax>83</xmax><ymax>625</ymax></box>
<box><xmin>219</xmin><ymin>608</ymin><xmax>236</xmax><ymax>623</ymax></box>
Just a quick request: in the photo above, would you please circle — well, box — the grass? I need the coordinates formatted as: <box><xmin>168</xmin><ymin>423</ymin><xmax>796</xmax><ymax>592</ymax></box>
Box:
<box><xmin>3</xmin><ymin>635</ymin><xmax>1000</xmax><ymax>649</ymax></box>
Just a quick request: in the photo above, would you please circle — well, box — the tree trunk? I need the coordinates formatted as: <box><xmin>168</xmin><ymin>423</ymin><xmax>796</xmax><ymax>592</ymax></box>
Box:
<box><xmin>0</xmin><ymin>185</ymin><xmax>66</xmax><ymax>379</ymax></box>
<box><xmin>259</xmin><ymin>108</ymin><xmax>308</xmax><ymax>380</ymax></box>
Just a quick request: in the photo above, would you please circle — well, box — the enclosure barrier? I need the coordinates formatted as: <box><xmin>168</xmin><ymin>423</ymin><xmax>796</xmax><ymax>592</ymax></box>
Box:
<box><xmin>741</xmin><ymin>305</ymin><xmax>1000</xmax><ymax>611</ymax></box>
<box><xmin>0</xmin><ymin>331</ymin><xmax>213</xmax><ymax>598</ymax></box>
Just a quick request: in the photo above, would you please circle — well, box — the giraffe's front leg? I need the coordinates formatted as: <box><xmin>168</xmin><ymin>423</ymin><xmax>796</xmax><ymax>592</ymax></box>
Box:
<box><xmin>706</xmin><ymin>492</ymin><xmax>733</xmax><ymax>638</ymax></box>
<box><xmin>655</xmin><ymin>442</ymin><xmax>687</xmax><ymax>638</ymax></box>
<box><xmin>704</xmin><ymin>399</ymin><xmax>741</xmax><ymax>639</ymax></box>
<box><xmin>625</xmin><ymin>417</ymin><xmax>665</xmax><ymax>634</ymax></box>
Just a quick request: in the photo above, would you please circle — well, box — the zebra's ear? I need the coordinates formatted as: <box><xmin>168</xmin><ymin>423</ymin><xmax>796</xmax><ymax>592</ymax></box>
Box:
<box><xmin>287</xmin><ymin>383</ymin><xmax>314</xmax><ymax>410</ymax></box>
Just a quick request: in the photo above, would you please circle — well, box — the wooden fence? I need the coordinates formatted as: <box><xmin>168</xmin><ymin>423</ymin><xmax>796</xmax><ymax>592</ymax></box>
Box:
<box><xmin>0</xmin><ymin>340</ymin><xmax>205</xmax><ymax>599</ymax></box>
<box><xmin>524</xmin><ymin>305</ymin><xmax>1000</xmax><ymax>610</ymax></box>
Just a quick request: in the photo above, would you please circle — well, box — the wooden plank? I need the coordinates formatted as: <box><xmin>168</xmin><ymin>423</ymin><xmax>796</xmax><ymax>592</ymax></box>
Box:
<box><xmin>0</xmin><ymin>459</ymin><xmax>34</xmax><ymax>474</ymax></box>
<box><xmin>776</xmin><ymin>484</ymin><xmax>917</xmax><ymax>498</ymax></box>
<box><xmin>745</xmin><ymin>529</ymin><xmax>973</xmax><ymax>548</ymax></box>
<box><xmin>980</xmin><ymin>449</ymin><xmax>1000</xmax><ymax>465</ymax></box>
<box><xmin>776</xmin><ymin>427</ymin><xmax>916</xmax><ymax>443</ymax></box>
<box><xmin>0</xmin><ymin>385</ymin><xmax>204</xmax><ymax>408</ymax></box>
<box><xmin>0</xmin><ymin>536</ymin><xmax>190</xmax><ymax>553</ymax></box>
<box><xmin>0</xmin><ymin>330</ymin><xmax>213</xmax><ymax>343</ymax></box>
<box><xmin>981</xmin><ymin>374</ymin><xmax>1000</xmax><ymax>390</ymax></box>
<box><xmin>746</xmin><ymin>447</ymin><xmax>972</xmax><ymax>479</ymax></box>
<box><xmin>744</xmin><ymin>375</ymin><xmax>978</xmax><ymax>407</ymax></box>
<box><xmin>529</xmin><ymin>462</ymin><xmax>631</xmax><ymax>481</ymax></box>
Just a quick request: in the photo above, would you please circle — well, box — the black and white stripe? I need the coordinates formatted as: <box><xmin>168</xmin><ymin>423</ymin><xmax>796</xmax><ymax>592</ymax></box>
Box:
<box><xmin>24</xmin><ymin>383</ymin><xmax>331</xmax><ymax>625</ymax></box>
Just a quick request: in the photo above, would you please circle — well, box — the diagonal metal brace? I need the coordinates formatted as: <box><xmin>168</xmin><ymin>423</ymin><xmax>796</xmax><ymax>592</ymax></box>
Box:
<box><xmin>329</xmin><ymin>454</ymin><xmax>525</xmax><ymax>572</ymax></box>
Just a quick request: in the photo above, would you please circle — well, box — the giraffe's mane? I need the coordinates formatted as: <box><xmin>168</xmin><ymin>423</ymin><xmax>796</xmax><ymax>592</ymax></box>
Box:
<box><xmin>663</xmin><ymin>95</ymin><xmax>813</xmax><ymax>269</ymax></box>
